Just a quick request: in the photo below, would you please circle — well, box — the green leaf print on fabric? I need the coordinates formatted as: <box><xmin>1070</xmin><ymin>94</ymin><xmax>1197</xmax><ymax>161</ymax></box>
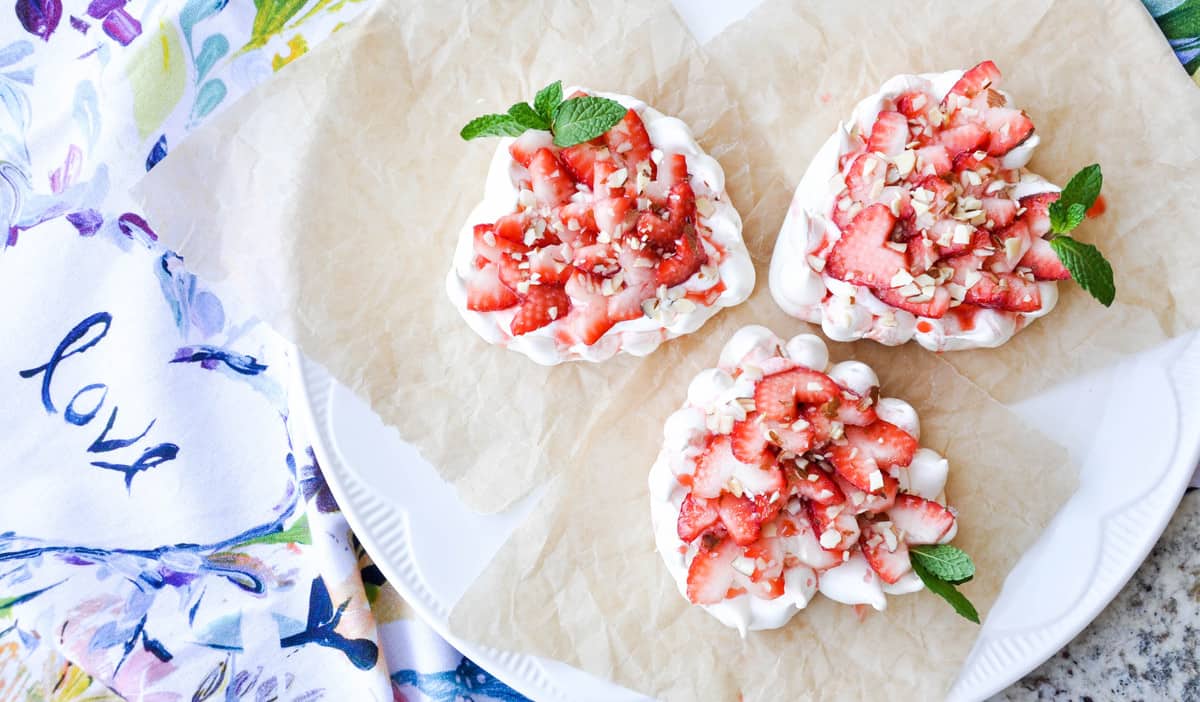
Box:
<box><xmin>125</xmin><ymin>21</ymin><xmax>187</xmax><ymax>140</ymax></box>
<box><xmin>242</xmin><ymin>0</ymin><xmax>311</xmax><ymax>52</ymax></box>
<box><xmin>229</xmin><ymin>513</ymin><xmax>313</xmax><ymax>548</ymax></box>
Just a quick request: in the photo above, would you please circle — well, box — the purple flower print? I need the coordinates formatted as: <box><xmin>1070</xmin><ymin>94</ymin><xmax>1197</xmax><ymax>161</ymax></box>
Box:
<box><xmin>15</xmin><ymin>0</ymin><xmax>62</xmax><ymax>40</ymax></box>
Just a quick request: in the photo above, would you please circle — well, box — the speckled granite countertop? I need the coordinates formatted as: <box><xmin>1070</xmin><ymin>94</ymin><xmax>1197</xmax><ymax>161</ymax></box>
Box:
<box><xmin>993</xmin><ymin>490</ymin><xmax>1200</xmax><ymax>701</ymax></box>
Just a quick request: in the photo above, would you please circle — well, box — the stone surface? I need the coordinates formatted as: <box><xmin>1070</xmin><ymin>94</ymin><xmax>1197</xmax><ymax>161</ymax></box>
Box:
<box><xmin>994</xmin><ymin>490</ymin><xmax>1200</xmax><ymax>701</ymax></box>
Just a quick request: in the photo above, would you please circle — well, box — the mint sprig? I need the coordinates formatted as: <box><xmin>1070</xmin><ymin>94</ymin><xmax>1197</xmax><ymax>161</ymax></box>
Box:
<box><xmin>910</xmin><ymin>545</ymin><xmax>980</xmax><ymax>623</ymax></box>
<box><xmin>911</xmin><ymin>544</ymin><xmax>975</xmax><ymax>584</ymax></box>
<box><xmin>460</xmin><ymin>81</ymin><xmax>627</xmax><ymax>148</ymax></box>
<box><xmin>1043</xmin><ymin>164</ymin><xmax>1115</xmax><ymax>307</ymax></box>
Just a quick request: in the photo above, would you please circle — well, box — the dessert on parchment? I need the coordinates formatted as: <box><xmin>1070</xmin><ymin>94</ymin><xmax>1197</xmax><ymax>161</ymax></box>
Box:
<box><xmin>650</xmin><ymin>326</ymin><xmax>978</xmax><ymax>633</ymax></box>
<box><xmin>770</xmin><ymin>61</ymin><xmax>1114</xmax><ymax>351</ymax></box>
<box><xmin>450</xmin><ymin>82</ymin><xmax>753</xmax><ymax>364</ymax></box>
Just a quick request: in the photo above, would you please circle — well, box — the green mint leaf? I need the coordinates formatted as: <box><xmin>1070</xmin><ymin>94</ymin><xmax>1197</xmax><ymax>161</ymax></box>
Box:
<box><xmin>1050</xmin><ymin>235</ymin><xmax>1116</xmax><ymax>306</ymax></box>
<box><xmin>551</xmin><ymin>96</ymin><xmax>628</xmax><ymax>147</ymax></box>
<box><xmin>1066</xmin><ymin>202</ymin><xmax>1087</xmax><ymax>230</ymax></box>
<box><xmin>1049</xmin><ymin>200</ymin><xmax>1087</xmax><ymax>234</ymax></box>
<box><xmin>507</xmin><ymin>102</ymin><xmax>549</xmax><ymax>131</ymax></box>
<box><xmin>534</xmin><ymin>81</ymin><xmax>563</xmax><ymax>123</ymax></box>
<box><xmin>911</xmin><ymin>545</ymin><xmax>975</xmax><ymax>585</ymax></box>
<box><xmin>912</xmin><ymin>559</ymin><xmax>981</xmax><ymax>624</ymax></box>
<box><xmin>460</xmin><ymin>113</ymin><xmax>526</xmax><ymax>141</ymax></box>
<box><xmin>1058</xmin><ymin>163</ymin><xmax>1103</xmax><ymax>212</ymax></box>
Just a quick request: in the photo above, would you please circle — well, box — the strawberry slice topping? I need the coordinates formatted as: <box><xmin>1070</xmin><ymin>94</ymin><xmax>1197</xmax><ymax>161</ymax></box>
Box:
<box><xmin>754</xmin><ymin>368</ymin><xmax>841</xmax><ymax>422</ymax></box>
<box><xmin>860</xmin><ymin>520</ymin><xmax>911</xmax><ymax>584</ymax></box>
<box><xmin>686</xmin><ymin>536</ymin><xmax>739</xmax><ymax>605</ymax></box>
<box><xmin>730</xmin><ymin>414</ymin><xmax>769</xmax><ymax>463</ymax></box>
<box><xmin>826</xmin><ymin>204</ymin><xmax>906</xmax><ymax>289</ymax></box>
<box><xmin>672</xmin><ymin>344</ymin><xmax>963</xmax><ymax>610</ymax></box>
<box><xmin>1019</xmin><ymin>237</ymin><xmax>1070</xmax><ymax>280</ymax></box>
<box><xmin>509</xmin><ymin>284</ymin><xmax>570</xmax><ymax>335</ymax></box>
<box><xmin>828</xmin><ymin>420</ymin><xmax>918</xmax><ymax>492</ymax></box>
<box><xmin>467</xmin><ymin>95</ymin><xmax>724</xmax><ymax>345</ymax></box>
<box><xmin>867</xmin><ymin>111</ymin><xmax>909</xmax><ymax>156</ymax></box>
<box><xmin>605</xmin><ymin>108</ymin><xmax>653</xmax><ymax>172</ymax></box>
<box><xmin>677</xmin><ymin>494</ymin><xmax>720</xmax><ymax>543</ymax></box>
<box><xmin>465</xmin><ymin>263</ymin><xmax>519</xmax><ymax>312</ymax></box>
<box><xmin>888</xmin><ymin>494</ymin><xmax>956</xmax><ymax>545</ymax></box>
<box><xmin>804</xmin><ymin>60</ymin><xmax>1064</xmax><ymax>322</ymax></box>
<box><xmin>942</xmin><ymin>60</ymin><xmax>1002</xmax><ymax>107</ymax></box>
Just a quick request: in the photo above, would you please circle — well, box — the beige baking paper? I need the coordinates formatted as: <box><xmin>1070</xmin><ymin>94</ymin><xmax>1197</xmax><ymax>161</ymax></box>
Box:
<box><xmin>138</xmin><ymin>0</ymin><xmax>721</xmax><ymax>513</ymax></box>
<box><xmin>131</xmin><ymin>0</ymin><xmax>1200</xmax><ymax>697</ymax></box>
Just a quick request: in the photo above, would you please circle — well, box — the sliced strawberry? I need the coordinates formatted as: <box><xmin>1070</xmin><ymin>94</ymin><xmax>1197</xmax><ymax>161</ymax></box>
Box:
<box><xmin>915</xmin><ymin>145</ymin><xmax>952</xmax><ymax>177</ymax></box>
<box><xmin>916</xmin><ymin>175</ymin><xmax>955</xmax><ymax>211</ymax></box>
<box><xmin>981</xmin><ymin>197</ymin><xmax>1018</xmax><ymax>229</ymax></box>
<box><xmin>807</xmin><ymin>500</ymin><xmax>861</xmax><ymax>551</ymax></box>
<box><xmin>754</xmin><ymin>368</ymin><xmax>841</xmax><ymax>422</ymax></box>
<box><xmin>593</xmin><ymin>195</ymin><xmax>633</xmax><ymax>239</ymax></box>
<box><xmin>667</xmin><ymin>180</ymin><xmax>697</xmax><ymax>223</ymax></box>
<box><xmin>845</xmin><ymin>153</ymin><xmax>887</xmax><ymax>202</ymax></box>
<box><xmin>605</xmin><ymin>108</ymin><xmax>653</xmax><ymax>171</ymax></box>
<box><xmin>826</xmin><ymin>204</ymin><xmax>906</xmax><ymax>289</ymax></box>
<box><xmin>1019</xmin><ymin>192</ymin><xmax>1057</xmax><ymax>238</ymax></box>
<box><xmin>659</xmin><ymin>153</ymin><xmax>689</xmax><ymax>188</ymax></box>
<box><xmin>718</xmin><ymin>494</ymin><xmax>763</xmax><ymax>545</ymax></box>
<box><xmin>656</xmin><ymin>225</ymin><xmax>706</xmax><ymax>288</ymax></box>
<box><xmin>860</xmin><ymin>520</ymin><xmax>911</xmax><ymax>584</ymax></box>
<box><xmin>763</xmin><ymin>419</ymin><xmax>814</xmax><ymax>455</ymax></box>
<box><xmin>828</xmin><ymin>420</ymin><xmax>918</xmax><ymax>492</ymax></box>
<box><xmin>786</xmin><ymin>464</ymin><xmax>845</xmax><ymax>505</ymax></box>
<box><xmin>635</xmin><ymin>210</ymin><xmax>679</xmax><ymax>250</ymax></box>
<box><xmin>888</xmin><ymin>494</ymin><xmax>955</xmax><ymax>545</ymax></box>
<box><xmin>982</xmin><ymin>107</ymin><xmax>1034</xmax><ymax>156</ymax></box>
<box><xmin>943</xmin><ymin>60</ymin><xmax>1002</xmax><ymax>107</ymax></box>
<box><xmin>529</xmin><ymin>148</ymin><xmax>575</xmax><ymax>207</ymax></box>
<box><xmin>465</xmin><ymin>263</ymin><xmax>520</xmax><ymax>312</ymax></box>
<box><xmin>873</xmin><ymin>285</ymin><xmax>952</xmax><ymax>319</ymax></box>
<box><xmin>867</xmin><ymin>111</ymin><xmax>910</xmax><ymax>156</ymax></box>
<box><xmin>560</xmin><ymin>272</ymin><xmax>613</xmax><ymax>345</ymax></box>
<box><xmin>559</xmin><ymin>143</ymin><xmax>602</xmax><ymax>184</ymax></box>
<box><xmin>963</xmin><ymin>271</ymin><xmax>1042</xmax><ymax>312</ymax></box>
<box><xmin>606</xmin><ymin>278</ymin><xmax>654</xmax><ymax>323</ymax></box>
<box><xmin>526</xmin><ymin>247</ymin><xmax>572</xmax><ymax>285</ymax></box>
<box><xmin>1019</xmin><ymin>236</ymin><xmax>1070</xmax><ymax>280</ymax></box>
<box><xmin>592</xmin><ymin>159</ymin><xmax>624</xmax><ymax>199</ymax></box>
<box><xmin>951</xmin><ymin>150</ymin><xmax>1000</xmax><ymax>180</ymax></box>
<box><xmin>571</xmin><ymin>243</ymin><xmax>620</xmax><ymax>276</ymax></box>
<box><xmin>508</xmin><ymin>130</ymin><xmax>554</xmax><ymax>167</ymax></box>
<box><xmin>551</xmin><ymin>203</ymin><xmax>598</xmax><ymax>248</ymax></box>
<box><xmin>510</xmin><ymin>284</ymin><xmax>569</xmax><ymax>336</ymax></box>
<box><xmin>860</xmin><ymin>472</ymin><xmax>899</xmax><ymax>513</ymax></box>
<box><xmin>833</xmin><ymin>391</ymin><xmax>878</xmax><ymax>427</ymax></box>
<box><xmin>905</xmin><ymin>233</ymin><xmax>940</xmax><ymax>274</ymax></box>
<box><xmin>677</xmin><ymin>494</ymin><xmax>720</xmax><ymax>543</ymax></box>
<box><xmin>834</xmin><ymin>472</ymin><xmax>898</xmax><ymax>514</ymax></box>
<box><xmin>686</xmin><ymin>536</ymin><xmax>739</xmax><ymax>605</ymax></box>
<box><xmin>473</xmin><ymin>223</ymin><xmax>530</xmax><ymax>263</ymax></box>
<box><xmin>969</xmin><ymin>88</ymin><xmax>1007</xmax><ymax>111</ymax></box>
<box><xmin>731</xmin><ymin>414</ymin><xmax>769</xmax><ymax>463</ymax></box>
<box><xmin>693</xmin><ymin>435</ymin><xmax>785</xmax><ymax>499</ymax></box>
<box><xmin>778</xmin><ymin>510</ymin><xmax>844</xmax><ymax>571</ymax></box>
<box><xmin>895</xmin><ymin>91</ymin><xmax>930</xmax><ymax>118</ymax></box>
<box><xmin>493</xmin><ymin>212</ymin><xmax>531</xmax><ymax>243</ymax></box>
<box><xmin>802</xmin><ymin>404</ymin><xmax>836</xmax><ymax>446</ymax></box>
<box><xmin>939</xmin><ymin>123</ymin><xmax>990</xmax><ymax>158</ymax></box>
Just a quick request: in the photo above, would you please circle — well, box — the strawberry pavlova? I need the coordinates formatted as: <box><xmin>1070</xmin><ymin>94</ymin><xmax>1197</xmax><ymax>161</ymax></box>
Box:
<box><xmin>649</xmin><ymin>326</ymin><xmax>978</xmax><ymax>633</ymax></box>
<box><xmin>448</xmin><ymin>81</ymin><xmax>753</xmax><ymax>364</ymax></box>
<box><xmin>770</xmin><ymin>61</ymin><xmax>1113</xmax><ymax>351</ymax></box>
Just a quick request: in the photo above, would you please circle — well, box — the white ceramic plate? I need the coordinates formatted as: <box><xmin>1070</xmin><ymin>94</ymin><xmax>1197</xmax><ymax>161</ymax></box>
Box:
<box><xmin>291</xmin><ymin>330</ymin><xmax>1200</xmax><ymax>702</ymax></box>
